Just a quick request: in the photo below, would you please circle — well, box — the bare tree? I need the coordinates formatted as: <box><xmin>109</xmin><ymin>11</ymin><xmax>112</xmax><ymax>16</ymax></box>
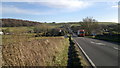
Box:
<box><xmin>80</xmin><ymin>17</ymin><xmax>99</xmax><ymax>35</ymax></box>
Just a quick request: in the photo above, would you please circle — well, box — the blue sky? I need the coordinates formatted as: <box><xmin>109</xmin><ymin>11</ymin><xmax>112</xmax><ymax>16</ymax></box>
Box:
<box><xmin>1</xmin><ymin>0</ymin><xmax>119</xmax><ymax>23</ymax></box>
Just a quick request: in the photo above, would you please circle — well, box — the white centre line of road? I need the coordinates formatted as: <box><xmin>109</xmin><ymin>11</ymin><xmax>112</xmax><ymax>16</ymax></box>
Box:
<box><xmin>91</xmin><ymin>41</ymin><xmax>95</xmax><ymax>43</ymax></box>
<box><xmin>113</xmin><ymin>47</ymin><xmax>120</xmax><ymax>50</ymax></box>
<box><xmin>96</xmin><ymin>43</ymin><xmax>105</xmax><ymax>45</ymax></box>
<box><xmin>91</xmin><ymin>41</ymin><xmax>120</xmax><ymax>50</ymax></box>
<box><xmin>90</xmin><ymin>41</ymin><xmax>105</xmax><ymax>45</ymax></box>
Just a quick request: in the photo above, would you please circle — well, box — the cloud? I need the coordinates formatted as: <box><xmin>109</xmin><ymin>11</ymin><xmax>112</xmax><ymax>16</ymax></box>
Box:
<box><xmin>2</xmin><ymin>0</ymin><xmax>92</xmax><ymax>11</ymax></box>
<box><xmin>2</xmin><ymin>5</ymin><xmax>53</xmax><ymax>15</ymax></box>
<box><xmin>27</xmin><ymin>0</ymin><xmax>92</xmax><ymax>12</ymax></box>
<box><xmin>38</xmin><ymin>0</ymin><xmax>91</xmax><ymax>10</ymax></box>
<box><xmin>2</xmin><ymin>0</ymin><xmax>93</xmax><ymax>15</ymax></box>
<box><xmin>110</xmin><ymin>19</ymin><xmax>118</xmax><ymax>23</ymax></box>
<box><xmin>2</xmin><ymin>0</ymin><xmax>118</xmax><ymax>13</ymax></box>
<box><xmin>103</xmin><ymin>18</ymin><xmax>118</xmax><ymax>23</ymax></box>
<box><xmin>112</xmin><ymin>5</ymin><xmax>120</xmax><ymax>8</ymax></box>
<box><xmin>2</xmin><ymin>0</ymin><xmax>119</xmax><ymax>2</ymax></box>
<box><xmin>112</xmin><ymin>5</ymin><xmax>118</xmax><ymax>8</ymax></box>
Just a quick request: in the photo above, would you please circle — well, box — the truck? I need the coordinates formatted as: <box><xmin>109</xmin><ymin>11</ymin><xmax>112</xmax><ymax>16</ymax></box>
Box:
<box><xmin>77</xmin><ymin>30</ymin><xmax>85</xmax><ymax>37</ymax></box>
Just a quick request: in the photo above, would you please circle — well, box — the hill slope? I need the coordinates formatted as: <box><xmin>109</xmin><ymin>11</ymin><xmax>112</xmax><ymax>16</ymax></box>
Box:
<box><xmin>1</xmin><ymin>18</ymin><xmax>41</xmax><ymax>27</ymax></box>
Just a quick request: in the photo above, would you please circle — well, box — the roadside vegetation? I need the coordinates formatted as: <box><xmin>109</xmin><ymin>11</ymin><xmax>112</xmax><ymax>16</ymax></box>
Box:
<box><xmin>67</xmin><ymin>36</ymin><xmax>89</xmax><ymax>67</ymax></box>
<box><xmin>94</xmin><ymin>34</ymin><xmax>120</xmax><ymax>43</ymax></box>
<box><xmin>67</xmin><ymin>36</ymin><xmax>81</xmax><ymax>67</ymax></box>
<box><xmin>2</xmin><ymin>32</ymin><xmax>69</xmax><ymax>66</ymax></box>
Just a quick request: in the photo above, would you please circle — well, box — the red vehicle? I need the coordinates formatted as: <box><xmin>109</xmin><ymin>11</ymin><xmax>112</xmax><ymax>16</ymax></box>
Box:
<box><xmin>77</xmin><ymin>30</ymin><xmax>85</xmax><ymax>37</ymax></box>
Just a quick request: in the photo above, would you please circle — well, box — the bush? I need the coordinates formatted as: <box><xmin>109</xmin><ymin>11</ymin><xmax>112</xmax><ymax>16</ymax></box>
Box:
<box><xmin>34</xmin><ymin>25</ymin><xmax>65</xmax><ymax>37</ymax></box>
<box><xmin>95</xmin><ymin>34</ymin><xmax>120</xmax><ymax>42</ymax></box>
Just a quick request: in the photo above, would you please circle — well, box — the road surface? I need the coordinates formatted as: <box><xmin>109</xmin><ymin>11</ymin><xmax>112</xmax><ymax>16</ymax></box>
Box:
<box><xmin>74</xmin><ymin>37</ymin><xmax>119</xmax><ymax>66</ymax></box>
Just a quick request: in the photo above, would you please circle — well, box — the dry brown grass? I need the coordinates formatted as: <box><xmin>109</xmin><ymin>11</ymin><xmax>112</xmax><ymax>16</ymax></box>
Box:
<box><xmin>2</xmin><ymin>35</ymin><xmax>69</xmax><ymax>66</ymax></box>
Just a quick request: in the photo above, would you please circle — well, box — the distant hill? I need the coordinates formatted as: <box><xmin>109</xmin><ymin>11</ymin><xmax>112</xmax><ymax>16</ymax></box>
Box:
<box><xmin>1</xmin><ymin>18</ymin><xmax>41</xmax><ymax>27</ymax></box>
<box><xmin>55</xmin><ymin>22</ymin><xmax>116</xmax><ymax>25</ymax></box>
<box><xmin>65</xmin><ymin>22</ymin><xmax>116</xmax><ymax>25</ymax></box>
<box><xmin>97</xmin><ymin>22</ymin><xmax>116</xmax><ymax>25</ymax></box>
<box><xmin>1</xmin><ymin>18</ymin><xmax>116</xmax><ymax>27</ymax></box>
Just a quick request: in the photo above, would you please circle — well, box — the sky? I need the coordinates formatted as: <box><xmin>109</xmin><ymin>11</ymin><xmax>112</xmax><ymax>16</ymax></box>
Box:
<box><xmin>0</xmin><ymin>0</ymin><xmax>119</xmax><ymax>23</ymax></box>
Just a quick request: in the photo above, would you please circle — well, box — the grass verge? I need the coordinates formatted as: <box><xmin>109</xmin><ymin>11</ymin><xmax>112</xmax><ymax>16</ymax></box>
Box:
<box><xmin>2</xmin><ymin>35</ymin><xmax>69</xmax><ymax>66</ymax></box>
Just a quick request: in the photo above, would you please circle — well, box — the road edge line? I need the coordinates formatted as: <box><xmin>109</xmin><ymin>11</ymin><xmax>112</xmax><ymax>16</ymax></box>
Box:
<box><xmin>73</xmin><ymin>39</ymin><xmax>97</xmax><ymax>68</ymax></box>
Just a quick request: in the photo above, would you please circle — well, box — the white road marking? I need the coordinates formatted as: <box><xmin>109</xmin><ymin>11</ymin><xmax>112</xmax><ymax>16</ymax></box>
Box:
<box><xmin>74</xmin><ymin>39</ymin><xmax>97</xmax><ymax>68</ymax></box>
<box><xmin>95</xmin><ymin>43</ymin><xmax>105</xmax><ymax>45</ymax></box>
<box><xmin>113</xmin><ymin>47</ymin><xmax>120</xmax><ymax>50</ymax></box>
<box><xmin>90</xmin><ymin>41</ymin><xmax>105</xmax><ymax>45</ymax></box>
<box><xmin>91</xmin><ymin>41</ymin><xmax>120</xmax><ymax>50</ymax></box>
<box><xmin>91</xmin><ymin>41</ymin><xmax>95</xmax><ymax>43</ymax></box>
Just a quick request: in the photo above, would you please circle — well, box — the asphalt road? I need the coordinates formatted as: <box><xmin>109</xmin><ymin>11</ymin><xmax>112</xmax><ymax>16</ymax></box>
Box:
<box><xmin>74</xmin><ymin>37</ymin><xmax>119</xmax><ymax>66</ymax></box>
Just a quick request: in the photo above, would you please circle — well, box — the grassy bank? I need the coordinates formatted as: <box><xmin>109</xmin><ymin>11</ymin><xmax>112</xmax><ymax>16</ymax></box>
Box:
<box><xmin>2</xmin><ymin>35</ymin><xmax>69</xmax><ymax>66</ymax></box>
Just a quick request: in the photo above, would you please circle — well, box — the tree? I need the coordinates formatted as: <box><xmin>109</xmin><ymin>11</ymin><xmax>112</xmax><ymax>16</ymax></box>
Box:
<box><xmin>80</xmin><ymin>17</ymin><xmax>99</xmax><ymax>35</ymax></box>
<box><xmin>33</xmin><ymin>24</ymin><xmax>53</xmax><ymax>36</ymax></box>
<box><xmin>44</xmin><ymin>22</ymin><xmax>47</xmax><ymax>23</ymax></box>
<box><xmin>52</xmin><ymin>22</ymin><xmax>56</xmax><ymax>24</ymax></box>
